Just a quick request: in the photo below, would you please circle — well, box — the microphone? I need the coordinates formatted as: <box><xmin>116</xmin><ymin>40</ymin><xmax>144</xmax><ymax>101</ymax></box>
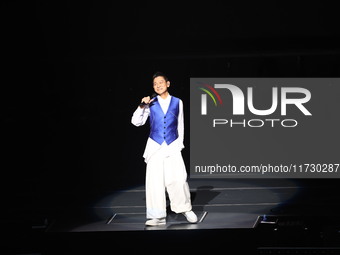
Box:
<box><xmin>139</xmin><ymin>93</ymin><xmax>157</xmax><ymax>106</ymax></box>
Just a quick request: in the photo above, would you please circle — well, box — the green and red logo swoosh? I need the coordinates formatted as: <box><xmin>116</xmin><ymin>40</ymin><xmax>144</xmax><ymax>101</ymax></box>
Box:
<box><xmin>199</xmin><ymin>84</ymin><xmax>223</xmax><ymax>106</ymax></box>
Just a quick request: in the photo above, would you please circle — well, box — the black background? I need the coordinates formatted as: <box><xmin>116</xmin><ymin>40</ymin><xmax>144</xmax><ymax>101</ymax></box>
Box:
<box><xmin>3</xmin><ymin>1</ymin><xmax>340</xmax><ymax>199</ymax></box>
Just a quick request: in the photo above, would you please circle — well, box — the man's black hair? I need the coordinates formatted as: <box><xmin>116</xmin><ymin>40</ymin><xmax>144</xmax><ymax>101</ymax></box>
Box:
<box><xmin>152</xmin><ymin>71</ymin><xmax>168</xmax><ymax>82</ymax></box>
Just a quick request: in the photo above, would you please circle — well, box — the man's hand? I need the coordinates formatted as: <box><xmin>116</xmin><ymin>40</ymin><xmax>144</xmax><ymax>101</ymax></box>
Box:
<box><xmin>141</xmin><ymin>96</ymin><xmax>152</xmax><ymax>105</ymax></box>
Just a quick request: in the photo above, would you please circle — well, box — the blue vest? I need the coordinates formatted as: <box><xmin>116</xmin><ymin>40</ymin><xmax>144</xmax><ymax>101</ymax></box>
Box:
<box><xmin>149</xmin><ymin>96</ymin><xmax>180</xmax><ymax>145</ymax></box>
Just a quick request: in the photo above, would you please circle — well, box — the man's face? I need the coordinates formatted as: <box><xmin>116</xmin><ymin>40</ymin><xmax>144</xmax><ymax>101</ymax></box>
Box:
<box><xmin>153</xmin><ymin>76</ymin><xmax>169</xmax><ymax>94</ymax></box>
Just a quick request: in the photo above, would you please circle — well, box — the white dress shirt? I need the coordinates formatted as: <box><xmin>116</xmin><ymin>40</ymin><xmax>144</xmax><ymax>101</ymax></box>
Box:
<box><xmin>131</xmin><ymin>94</ymin><xmax>185</xmax><ymax>163</ymax></box>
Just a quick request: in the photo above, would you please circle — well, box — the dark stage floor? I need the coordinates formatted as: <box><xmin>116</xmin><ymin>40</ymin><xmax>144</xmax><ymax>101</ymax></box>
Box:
<box><xmin>4</xmin><ymin>178</ymin><xmax>340</xmax><ymax>254</ymax></box>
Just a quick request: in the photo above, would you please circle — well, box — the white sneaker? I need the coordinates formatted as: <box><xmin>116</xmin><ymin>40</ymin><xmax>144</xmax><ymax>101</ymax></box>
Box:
<box><xmin>182</xmin><ymin>211</ymin><xmax>198</xmax><ymax>223</ymax></box>
<box><xmin>145</xmin><ymin>218</ymin><xmax>166</xmax><ymax>226</ymax></box>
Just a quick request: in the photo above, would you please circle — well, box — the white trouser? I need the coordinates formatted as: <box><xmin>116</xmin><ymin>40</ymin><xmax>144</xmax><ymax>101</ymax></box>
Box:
<box><xmin>145</xmin><ymin>146</ymin><xmax>192</xmax><ymax>219</ymax></box>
